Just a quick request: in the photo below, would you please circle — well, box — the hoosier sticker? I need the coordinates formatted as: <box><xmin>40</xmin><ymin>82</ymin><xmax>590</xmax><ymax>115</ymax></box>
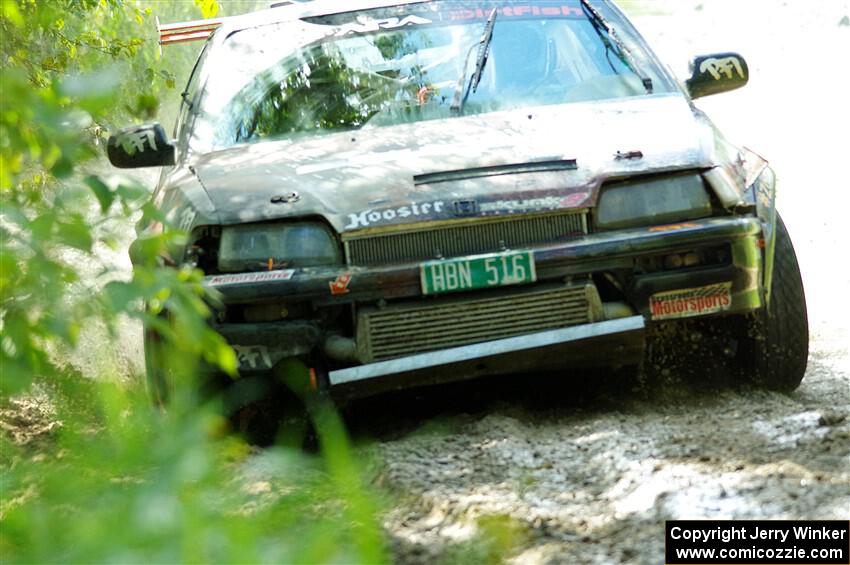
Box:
<box><xmin>650</xmin><ymin>282</ymin><xmax>732</xmax><ymax>320</ymax></box>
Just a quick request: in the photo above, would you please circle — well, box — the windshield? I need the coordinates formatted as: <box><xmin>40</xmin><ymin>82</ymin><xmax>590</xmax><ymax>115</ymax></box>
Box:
<box><xmin>190</xmin><ymin>1</ymin><xmax>673</xmax><ymax>152</ymax></box>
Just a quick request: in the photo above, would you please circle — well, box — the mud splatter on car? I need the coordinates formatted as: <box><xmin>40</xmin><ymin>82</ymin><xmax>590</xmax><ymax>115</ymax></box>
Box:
<box><xmin>108</xmin><ymin>0</ymin><xmax>807</xmax><ymax>403</ymax></box>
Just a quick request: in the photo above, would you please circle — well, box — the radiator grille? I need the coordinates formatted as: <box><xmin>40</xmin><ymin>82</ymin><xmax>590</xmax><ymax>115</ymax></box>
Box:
<box><xmin>357</xmin><ymin>284</ymin><xmax>595</xmax><ymax>362</ymax></box>
<box><xmin>345</xmin><ymin>211</ymin><xmax>587</xmax><ymax>265</ymax></box>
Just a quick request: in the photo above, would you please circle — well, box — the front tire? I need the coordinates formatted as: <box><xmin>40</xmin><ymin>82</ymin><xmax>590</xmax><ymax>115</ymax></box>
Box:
<box><xmin>747</xmin><ymin>214</ymin><xmax>809</xmax><ymax>391</ymax></box>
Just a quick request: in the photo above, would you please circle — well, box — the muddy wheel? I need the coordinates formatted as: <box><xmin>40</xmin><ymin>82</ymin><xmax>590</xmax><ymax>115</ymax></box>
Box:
<box><xmin>228</xmin><ymin>359</ymin><xmax>329</xmax><ymax>447</ymax></box>
<box><xmin>746</xmin><ymin>214</ymin><xmax>809</xmax><ymax>391</ymax></box>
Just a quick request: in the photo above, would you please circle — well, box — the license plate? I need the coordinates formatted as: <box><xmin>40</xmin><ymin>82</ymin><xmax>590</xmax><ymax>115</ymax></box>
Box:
<box><xmin>420</xmin><ymin>251</ymin><xmax>536</xmax><ymax>295</ymax></box>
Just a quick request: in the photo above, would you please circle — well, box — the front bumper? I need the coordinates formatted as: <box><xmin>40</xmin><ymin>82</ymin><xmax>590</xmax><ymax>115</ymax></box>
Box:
<box><xmin>328</xmin><ymin>316</ymin><xmax>645</xmax><ymax>397</ymax></box>
<box><xmin>204</xmin><ymin>216</ymin><xmax>765</xmax><ymax>392</ymax></box>
<box><xmin>205</xmin><ymin>216</ymin><xmax>762</xmax><ymax>307</ymax></box>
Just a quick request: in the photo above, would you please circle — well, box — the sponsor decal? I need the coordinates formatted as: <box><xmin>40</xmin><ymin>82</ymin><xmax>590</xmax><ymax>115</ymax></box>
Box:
<box><xmin>480</xmin><ymin>197</ymin><xmax>561</xmax><ymax>213</ymax></box>
<box><xmin>755</xmin><ymin>176</ymin><xmax>773</xmax><ymax>209</ymax></box>
<box><xmin>345</xmin><ymin>192</ymin><xmax>589</xmax><ymax>228</ymax></box>
<box><xmin>176</xmin><ymin>207</ymin><xmax>196</xmax><ymax>232</ymax></box>
<box><xmin>650</xmin><ymin>282</ymin><xmax>733</xmax><ymax>320</ymax></box>
<box><xmin>329</xmin><ymin>273</ymin><xmax>352</xmax><ymax>295</ymax></box>
<box><xmin>699</xmin><ymin>56</ymin><xmax>745</xmax><ymax>80</ymax></box>
<box><xmin>207</xmin><ymin>269</ymin><xmax>295</xmax><ymax>285</ymax></box>
<box><xmin>336</xmin><ymin>15</ymin><xmax>432</xmax><ymax>36</ymax></box>
<box><xmin>452</xmin><ymin>200</ymin><xmax>479</xmax><ymax>217</ymax></box>
<box><xmin>115</xmin><ymin>128</ymin><xmax>157</xmax><ymax>155</ymax></box>
<box><xmin>417</xmin><ymin>85</ymin><xmax>433</xmax><ymax>105</ymax></box>
<box><xmin>345</xmin><ymin>201</ymin><xmax>445</xmax><ymax>229</ymax></box>
<box><xmin>479</xmin><ymin>192</ymin><xmax>589</xmax><ymax>214</ymax></box>
<box><xmin>447</xmin><ymin>5</ymin><xmax>582</xmax><ymax>21</ymax></box>
<box><xmin>559</xmin><ymin>191</ymin><xmax>590</xmax><ymax>208</ymax></box>
<box><xmin>328</xmin><ymin>5</ymin><xmax>584</xmax><ymax>38</ymax></box>
<box><xmin>233</xmin><ymin>345</ymin><xmax>272</xmax><ymax>370</ymax></box>
<box><xmin>648</xmin><ymin>223</ymin><xmax>700</xmax><ymax>233</ymax></box>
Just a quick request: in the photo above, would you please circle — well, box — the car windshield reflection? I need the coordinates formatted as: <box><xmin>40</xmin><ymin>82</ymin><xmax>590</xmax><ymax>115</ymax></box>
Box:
<box><xmin>192</xmin><ymin>1</ymin><xmax>671</xmax><ymax>152</ymax></box>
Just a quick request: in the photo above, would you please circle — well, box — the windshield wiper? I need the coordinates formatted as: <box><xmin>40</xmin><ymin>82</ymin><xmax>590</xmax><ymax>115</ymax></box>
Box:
<box><xmin>450</xmin><ymin>8</ymin><xmax>498</xmax><ymax>115</ymax></box>
<box><xmin>579</xmin><ymin>0</ymin><xmax>653</xmax><ymax>94</ymax></box>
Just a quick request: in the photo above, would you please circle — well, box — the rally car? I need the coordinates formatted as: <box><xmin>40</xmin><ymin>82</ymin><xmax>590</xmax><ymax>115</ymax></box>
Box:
<box><xmin>108</xmin><ymin>0</ymin><xmax>808</xmax><ymax>401</ymax></box>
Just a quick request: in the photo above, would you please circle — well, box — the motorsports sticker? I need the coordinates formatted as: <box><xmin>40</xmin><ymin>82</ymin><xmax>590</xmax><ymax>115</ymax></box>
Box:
<box><xmin>650</xmin><ymin>282</ymin><xmax>732</xmax><ymax>321</ymax></box>
<box><xmin>206</xmin><ymin>269</ymin><xmax>295</xmax><ymax>286</ymax></box>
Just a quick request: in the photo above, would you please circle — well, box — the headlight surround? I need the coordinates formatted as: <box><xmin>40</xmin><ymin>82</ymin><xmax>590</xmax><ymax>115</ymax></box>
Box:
<box><xmin>594</xmin><ymin>172</ymin><xmax>713</xmax><ymax>230</ymax></box>
<box><xmin>217</xmin><ymin>221</ymin><xmax>341</xmax><ymax>273</ymax></box>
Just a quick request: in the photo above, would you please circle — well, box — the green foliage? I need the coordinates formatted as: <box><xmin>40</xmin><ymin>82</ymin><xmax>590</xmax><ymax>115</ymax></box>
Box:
<box><xmin>0</xmin><ymin>0</ymin><xmax>176</xmax><ymax>123</ymax></box>
<box><xmin>231</xmin><ymin>46</ymin><xmax>418</xmax><ymax>145</ymax></box>
<box><xmin>0</xmin><ymin>0</ymin><xmax>229</xmax><ymax>395</ymax></box>
<box><xmin>443</xmin><ymin>515</ymin><xmax>531</xmax><ymax>563</ymax></box>
<box><xmin>195</xmin><ymin>0</ymin><xmax>221</xmax><ymax>19</ymax></box>
<box><xmin>1</xmin><ymin>374</ymin><xmax>386</xmax><ymax>563</ymax></box>
<box><xmin>1</xmin><ymin>1</ymin><xmax>387</xmax><ymax>562</ymax></box>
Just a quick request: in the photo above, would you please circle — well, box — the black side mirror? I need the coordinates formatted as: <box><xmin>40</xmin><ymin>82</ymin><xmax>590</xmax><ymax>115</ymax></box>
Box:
<box><xmin>686</xmin><ymin>52</ymin><xmax>749</xmax><ymax>99</ymax></box>
<box><xmin>107</xmin><ymin>123</ymin><xmax>176</xmax><ymax>168</ymax></box>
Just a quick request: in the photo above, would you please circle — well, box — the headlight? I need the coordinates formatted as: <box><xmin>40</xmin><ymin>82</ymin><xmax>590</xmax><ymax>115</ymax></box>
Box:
<box><xmin>217</xmin><ymin>222</ymin><xmax>341</xmax><ymax>272</ymax></box>
<box><xmin>594</xmin><ymin>172</ymin><xmax>713</xmax><ymax>230</ymax></box>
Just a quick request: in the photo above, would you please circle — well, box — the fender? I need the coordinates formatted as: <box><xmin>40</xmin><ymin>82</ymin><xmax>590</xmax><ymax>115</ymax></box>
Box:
<box><xmin>753</xmin><ymin>164</ymin><xmax>778</xmax><ymax>305</ymax></box>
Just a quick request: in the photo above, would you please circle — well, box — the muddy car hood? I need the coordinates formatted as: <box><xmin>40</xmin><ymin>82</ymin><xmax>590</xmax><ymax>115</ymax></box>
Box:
<box><xmin>191</xmin><ymin>94</ymin><xmax>718</xmax><ymax>233</ymax></box>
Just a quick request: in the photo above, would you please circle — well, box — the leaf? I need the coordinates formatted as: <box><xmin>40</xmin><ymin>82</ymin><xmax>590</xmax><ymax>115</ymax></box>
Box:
<box><xmin>194</xmin><ymin>0</ymin><xmax>220</xmax><ymax>19</ymax></box>
<box><xmin>55</xmin><ymin>216</ymin><xmax>93</xmax><ymax>252</ymax></box>
<box><xmin>0</xmin><ymin>355</ymin><xmax>33</xmax><ymax>395</ymax></box>
<box><xmin>115</xmin><ymin>181</ymin><xmax>149</xmax><ymax>205</ymax></box>
<box><xmin>46</xmin><ymin>314</ymin><xmax>81</xmax><ymax>346</ymax></box>
<box><xmin>202</xmin><ymin>331</ymin><xmax>237</xmax><ymax>376</ymax></box>
<box><xmin>104</xmin><ymin>280</ymin><xmax>143</xmax><ymax>312</ymax></box>
<box><xmin>2</xmin><ymin>0</ymin><xmax>24</xmax><ymax>27</ymax></box>
<box><xmin>30</xmin><ymin>215</ymin><xmax>54</xmax><ymax>244</ymax></box>
<box><xmin>50</xmin><ymin>156</ymin><xmax>74</xmax><ymax>178</ymax></box>
<box><xmin>140</xmin><ymin>201</ymin><xmax>166</xmax><ymax>223</ymax></box>
<box><xmin>130</xmin><ymin>235</ymin><xmax>165</xmax><ymax>267</ymax></box>
<box><xmin>131</xmin><ymin>93</ymin><xmax>158</xmax><ymax>120</ymax></box>
<box><xmin>84</xmin><ymin>175</ymin><xmax>115</xmax><ymax>213</ymax></box>
<box><xmin>0</xmin><ymin>247</ymin><xmax>22</xmax><ymax>295</ymax></box>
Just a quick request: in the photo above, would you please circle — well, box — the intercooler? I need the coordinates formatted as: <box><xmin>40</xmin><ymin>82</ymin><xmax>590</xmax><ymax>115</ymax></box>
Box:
<box><xmin>344</xmin><ymin>211</ymin><xmax>588</xmax><ymax>265</ymax></box>
<box><xmin>356</xmin><ymin>282</ymin><xmax>601</xmax><ymax>362</ymax></box>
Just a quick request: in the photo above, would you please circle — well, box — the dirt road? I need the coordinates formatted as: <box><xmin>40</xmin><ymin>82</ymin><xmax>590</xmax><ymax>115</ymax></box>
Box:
<box><xmin>352</xmin><ymin>2</ymin><xmax>850</xmax><ymax>562</ymax></box>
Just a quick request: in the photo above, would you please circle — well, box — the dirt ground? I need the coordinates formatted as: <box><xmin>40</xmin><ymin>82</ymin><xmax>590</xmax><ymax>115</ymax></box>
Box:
<box><xmin>348</xmin><ymin>2</ymin><xmax>850</xmax><ymax>563</ymax></box>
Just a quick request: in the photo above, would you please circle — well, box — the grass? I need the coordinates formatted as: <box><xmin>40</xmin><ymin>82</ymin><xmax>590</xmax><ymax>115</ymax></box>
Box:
<box><xmin>0</xmin><ymin>371</ymin><xmax>389</xmax><ymax>564</ymax></box>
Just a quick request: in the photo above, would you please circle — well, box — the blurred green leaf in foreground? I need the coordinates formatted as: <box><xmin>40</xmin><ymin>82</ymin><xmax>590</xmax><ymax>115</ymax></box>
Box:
<box><xmin>1</xmin><ymin>374</ymin><xmax>386</xmax><ymax>563</ymax></box>
<box><xmin>1</xmin><ymin>0</ymin><xmax>387</xmax><ymax>562</ymax></box>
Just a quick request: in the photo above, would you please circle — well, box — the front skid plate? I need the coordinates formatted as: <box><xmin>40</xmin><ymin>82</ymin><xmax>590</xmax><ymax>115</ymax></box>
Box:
<box><xmin>329</xmin><ymin>316</ymin><xmax>645</xmax><ymax>388</ymax></box>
